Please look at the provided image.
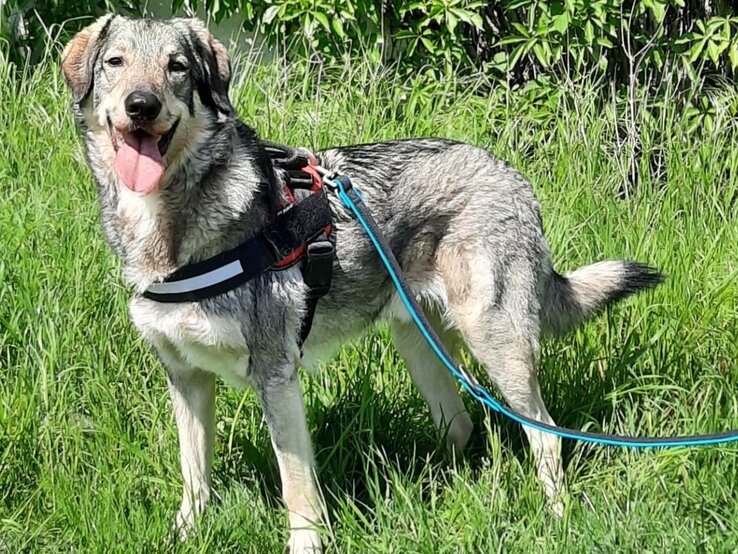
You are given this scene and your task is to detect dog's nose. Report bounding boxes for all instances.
[124,91,162,121]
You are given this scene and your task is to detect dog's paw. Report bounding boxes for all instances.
[546,489,570,520]
[549,498,565,519]
[173,509,196,542]
[288,529,322,554]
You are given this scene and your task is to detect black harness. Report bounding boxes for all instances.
[143,143,334,345]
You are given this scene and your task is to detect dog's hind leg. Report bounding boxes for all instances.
[460,310,564,514]
[157,343,216,538]
[439,249,565,515]
[390,317,473,455]
[253,363,323,554]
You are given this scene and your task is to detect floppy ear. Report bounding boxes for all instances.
[183,19,233,115]
[61,14,116,104]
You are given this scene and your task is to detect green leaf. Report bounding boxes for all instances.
[584,20,594,44]
[508,40,534,70]
[688,38,707,63]
[262,5,280,25]
[535,12,551,35]
[705,113,714,134]
[720,20,731,42]
[303,14,315,37]
[680,55,699,82]
[313,11,331,32]
[652,47,664,69]
[552,12,569,34]
[706,17,723,32]
[707,39,721,64]
[428,4,444,21]
[532,41,551,67]
[650,0,666,24]
[683,106,700,119]
[330,16,346,39]
[451,8,483,30]
[511,22,530,36]
[420,36,436,53]
[400,1,425,16]
[446,11,458,33]
[496,36,528,47]
[506,0,532,9]
[714,38,729,57]
[674,32,699,46]
[729,40,738,70]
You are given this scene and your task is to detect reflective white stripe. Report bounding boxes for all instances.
[147,259,244,295]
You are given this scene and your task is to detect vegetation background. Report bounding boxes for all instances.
[1,0,738,552]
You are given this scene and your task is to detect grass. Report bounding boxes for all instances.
[1,51,738,553]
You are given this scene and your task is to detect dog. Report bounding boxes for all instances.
[62,14,661,553]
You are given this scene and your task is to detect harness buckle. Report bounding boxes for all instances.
[302,238,334,297]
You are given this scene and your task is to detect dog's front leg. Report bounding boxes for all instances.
[166,366,216,538]
[255,365,323,553]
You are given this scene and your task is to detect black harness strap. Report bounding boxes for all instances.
[298,233,334,344]
[142,234,278,303]
[265,187,331,258]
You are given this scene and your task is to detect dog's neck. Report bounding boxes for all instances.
[88,119,278,294]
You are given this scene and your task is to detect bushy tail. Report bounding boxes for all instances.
[541,261,663,335]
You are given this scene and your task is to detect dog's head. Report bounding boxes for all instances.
[62,15,232,195]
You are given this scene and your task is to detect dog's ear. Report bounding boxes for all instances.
[61,14,116,104]
[183,19,233,116]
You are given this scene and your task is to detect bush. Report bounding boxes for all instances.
[6,0,738,92]
[1,0,142,66]
[4,0,737,191]
[179,0,738,89]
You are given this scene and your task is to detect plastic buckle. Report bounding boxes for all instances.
[302,239,334,297]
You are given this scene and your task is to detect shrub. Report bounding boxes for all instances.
[178,0,738,89]
[6,0,738,91]
[0,1,142,67]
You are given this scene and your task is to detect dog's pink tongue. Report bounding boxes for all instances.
[114,133,164,194]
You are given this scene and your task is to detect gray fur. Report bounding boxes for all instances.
[63,15,662,553]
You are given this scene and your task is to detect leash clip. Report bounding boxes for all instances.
[314,165,353,193]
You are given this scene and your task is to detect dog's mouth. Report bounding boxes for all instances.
[108,118,180,195]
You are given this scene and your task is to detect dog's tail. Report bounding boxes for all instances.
[541,261,663,335]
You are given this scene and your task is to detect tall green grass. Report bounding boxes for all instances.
[1,52,737,552]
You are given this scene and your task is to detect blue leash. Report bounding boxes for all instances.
[324,172,738,448]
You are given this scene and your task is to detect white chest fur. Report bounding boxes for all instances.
[129,298,251,386]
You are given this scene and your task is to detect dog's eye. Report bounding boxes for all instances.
[169,61,188,73]
[106,57,123,67]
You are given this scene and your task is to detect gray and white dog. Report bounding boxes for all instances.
[62,14,661,552]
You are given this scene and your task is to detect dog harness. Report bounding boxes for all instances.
[143,142,334,345]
